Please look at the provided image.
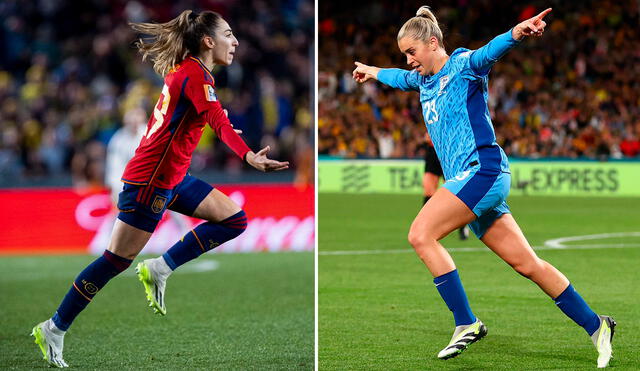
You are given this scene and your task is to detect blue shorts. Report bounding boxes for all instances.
[117,174,213,233]
[442,166,511,238]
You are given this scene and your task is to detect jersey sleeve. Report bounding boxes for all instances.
[184,72,220,115]
[468,29,521,76]
[377,68,421,91]
[202,104,251,159]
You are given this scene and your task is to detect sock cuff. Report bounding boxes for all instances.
[554,283,574,303]
[51,312,70,332]
[102,250,133,272]
[162,253,178,271]
[434,269,458,285]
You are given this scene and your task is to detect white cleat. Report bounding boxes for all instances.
[591,315,616,368]
[31,320,68,368]
[136,258,171,315]
[437,319,487,360]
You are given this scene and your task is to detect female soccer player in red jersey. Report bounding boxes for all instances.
[353,6,614,367]
[31,10,288,368]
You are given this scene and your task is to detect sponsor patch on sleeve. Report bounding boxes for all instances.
[204,84,217,102]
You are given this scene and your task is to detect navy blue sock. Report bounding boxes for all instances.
[434,269,476,326]
[51,250,132,331]
[162,210,247,270]
[554,284,600,335]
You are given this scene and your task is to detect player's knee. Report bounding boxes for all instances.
[408,228,434,250]
[512,258,544,279]
[219,210,247,238]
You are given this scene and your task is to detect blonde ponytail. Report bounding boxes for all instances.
[397,6,444,47]
[416,6,437,24]
[130,10,223,76]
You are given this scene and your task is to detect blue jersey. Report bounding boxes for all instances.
[378,30,520,180]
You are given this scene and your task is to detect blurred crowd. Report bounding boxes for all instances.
[318,0,640,160]
[0,0,314,188]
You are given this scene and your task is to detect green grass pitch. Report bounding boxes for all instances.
[319,194,640,370]
[0,252,313,370]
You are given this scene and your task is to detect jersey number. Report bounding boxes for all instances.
[423,99,439,125]
[145,84,171,138]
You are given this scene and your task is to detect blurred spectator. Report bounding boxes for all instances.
[0,0,314,187]
[105,106,145,202]
[318,0,640,160]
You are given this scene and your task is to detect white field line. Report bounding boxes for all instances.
[319,232,640,256]
[544,232,640,248]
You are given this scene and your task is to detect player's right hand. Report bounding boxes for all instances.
[353,62,378,83]
[245,146,289,172]
[512,8,551,40]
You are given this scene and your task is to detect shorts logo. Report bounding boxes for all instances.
[151,195,168,213]
[204,84,217,102]
[455,170,472,181]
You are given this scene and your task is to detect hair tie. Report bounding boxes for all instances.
[188,12,199,22]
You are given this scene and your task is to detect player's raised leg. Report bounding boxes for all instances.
[32,220,151,368]
[137,178,246,315]
[481,214,615,368]
[407,187,486,359]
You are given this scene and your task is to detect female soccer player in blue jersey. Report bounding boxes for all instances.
[31,10,288,368]
[353,6,615,368]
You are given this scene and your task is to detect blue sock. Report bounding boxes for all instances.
[51,250,132,331]
[162,210,247,270]
[434,269,476,326]
[554,284,600,335]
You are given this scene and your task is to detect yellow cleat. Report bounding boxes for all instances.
[136,260,167,315]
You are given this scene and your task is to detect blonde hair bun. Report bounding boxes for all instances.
[397,5,443,45]
[416,6,437,23]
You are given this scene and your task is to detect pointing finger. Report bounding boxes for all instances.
[536,8,552,21]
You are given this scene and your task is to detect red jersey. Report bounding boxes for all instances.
[122,56,251,189]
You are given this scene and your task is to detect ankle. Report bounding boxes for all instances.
[46,318,66,336]
[154,256,174,277]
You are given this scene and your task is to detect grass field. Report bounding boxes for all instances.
[319,194,640,370]
[0,252,313,370]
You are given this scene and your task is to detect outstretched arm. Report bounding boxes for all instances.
[353,62,420,91]
[470,8,552,75]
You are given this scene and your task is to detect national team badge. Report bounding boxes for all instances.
[204,84,217,102]
[439,75,449,95]
[151,195,168,213]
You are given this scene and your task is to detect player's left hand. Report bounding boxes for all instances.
[245,146,290,172]
[512,8,551,40]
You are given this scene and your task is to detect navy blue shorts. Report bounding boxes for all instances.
[117,174,213,233]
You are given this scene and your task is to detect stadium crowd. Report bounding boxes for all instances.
[0,0,314,188]
[318,0,640,160]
